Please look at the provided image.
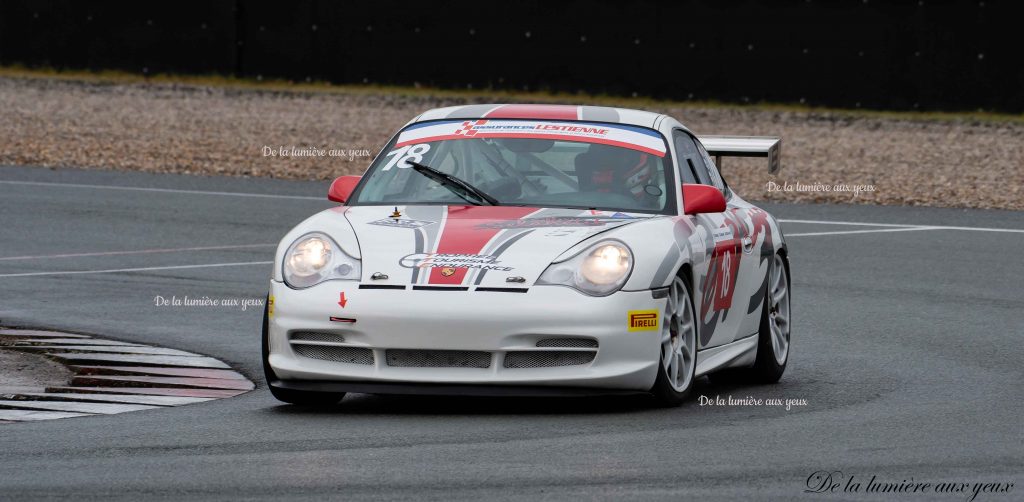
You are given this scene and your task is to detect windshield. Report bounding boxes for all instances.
[350,119,676,214]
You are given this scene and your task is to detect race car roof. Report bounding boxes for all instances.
[411,104,664,129]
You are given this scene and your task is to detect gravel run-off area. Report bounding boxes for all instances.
[1,76,1021,210]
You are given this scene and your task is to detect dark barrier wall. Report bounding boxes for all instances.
[1,0,1020,112]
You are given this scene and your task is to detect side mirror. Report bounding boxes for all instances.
[682,184,726,215]
[328,176,361,203]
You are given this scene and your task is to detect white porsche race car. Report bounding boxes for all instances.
[262,104,791,406]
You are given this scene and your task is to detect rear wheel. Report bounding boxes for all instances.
[650,275,698,406]
[752,253,791,382]
[716,253,790,384]
[262,296,345,406]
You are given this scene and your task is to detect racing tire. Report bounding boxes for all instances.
[714,253,790,384]
[262,296,346,406]
[650,275,698,407]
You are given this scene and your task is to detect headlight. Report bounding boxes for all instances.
[282,233,360,288]
[537,240,633,296]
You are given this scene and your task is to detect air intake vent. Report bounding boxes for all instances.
[504,351,596,368]
[385,349,491,368]
[535,338,598,348]
[290,331,346,343]
[293,345,374,365]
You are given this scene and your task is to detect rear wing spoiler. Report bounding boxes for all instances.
[696,135,782,174]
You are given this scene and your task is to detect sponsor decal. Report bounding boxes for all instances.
[268,295,274,318]
[400,253,513,271]
[448,120,609,138]
[477,216,622,230]
[394,119,667,157]
[368,217,435,229]
[628,310,660,332]
[337,291,348,308]
[711,227,734,242]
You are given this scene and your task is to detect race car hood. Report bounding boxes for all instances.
[342,205,651,288]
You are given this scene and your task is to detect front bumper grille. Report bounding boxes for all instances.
[385,349,491,369]
[535,337,598,348]
[286,333,600,372]
[290,331,346,343]
[504,350,597,368]
[292,344,374,365]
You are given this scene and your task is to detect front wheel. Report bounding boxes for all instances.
[262,296,345,406]
[649,275,698,407]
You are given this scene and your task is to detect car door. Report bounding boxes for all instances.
[694,139,771,340]
[673,130,752,349]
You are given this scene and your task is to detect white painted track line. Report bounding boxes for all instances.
[0,261,272,278]
[786,226,937,237]
[0,243,276,261]
[780,218,1024,234]
[3,180,1019,233]
[896,225,1024,234]
[0,180,323,200]
[779,218,922,228]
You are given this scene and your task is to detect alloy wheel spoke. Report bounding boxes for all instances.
[771,330,783,357]
[680,315,693,332]
[775,314,788,328]
[668,353,679,385]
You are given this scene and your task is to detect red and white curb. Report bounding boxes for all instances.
[0,328,253,423]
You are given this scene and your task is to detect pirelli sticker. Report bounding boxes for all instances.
[268,295,275,318]
[628,309,659,332]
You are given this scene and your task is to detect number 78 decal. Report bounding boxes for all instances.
[381,143,431,171]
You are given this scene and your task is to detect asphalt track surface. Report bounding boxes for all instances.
[1,165,1022,501]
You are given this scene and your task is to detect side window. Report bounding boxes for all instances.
[671,130,703,184]
[696,141,727,193]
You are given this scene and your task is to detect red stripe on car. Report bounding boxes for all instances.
[428,206,538,284]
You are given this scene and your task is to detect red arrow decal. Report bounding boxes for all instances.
[338,292,348,308]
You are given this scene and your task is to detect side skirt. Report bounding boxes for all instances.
[694,333,758,377]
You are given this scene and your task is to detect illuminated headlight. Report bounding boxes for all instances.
[282,233,360,288]
[537,240,633,296]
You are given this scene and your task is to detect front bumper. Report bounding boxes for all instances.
[267,281,667,392]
